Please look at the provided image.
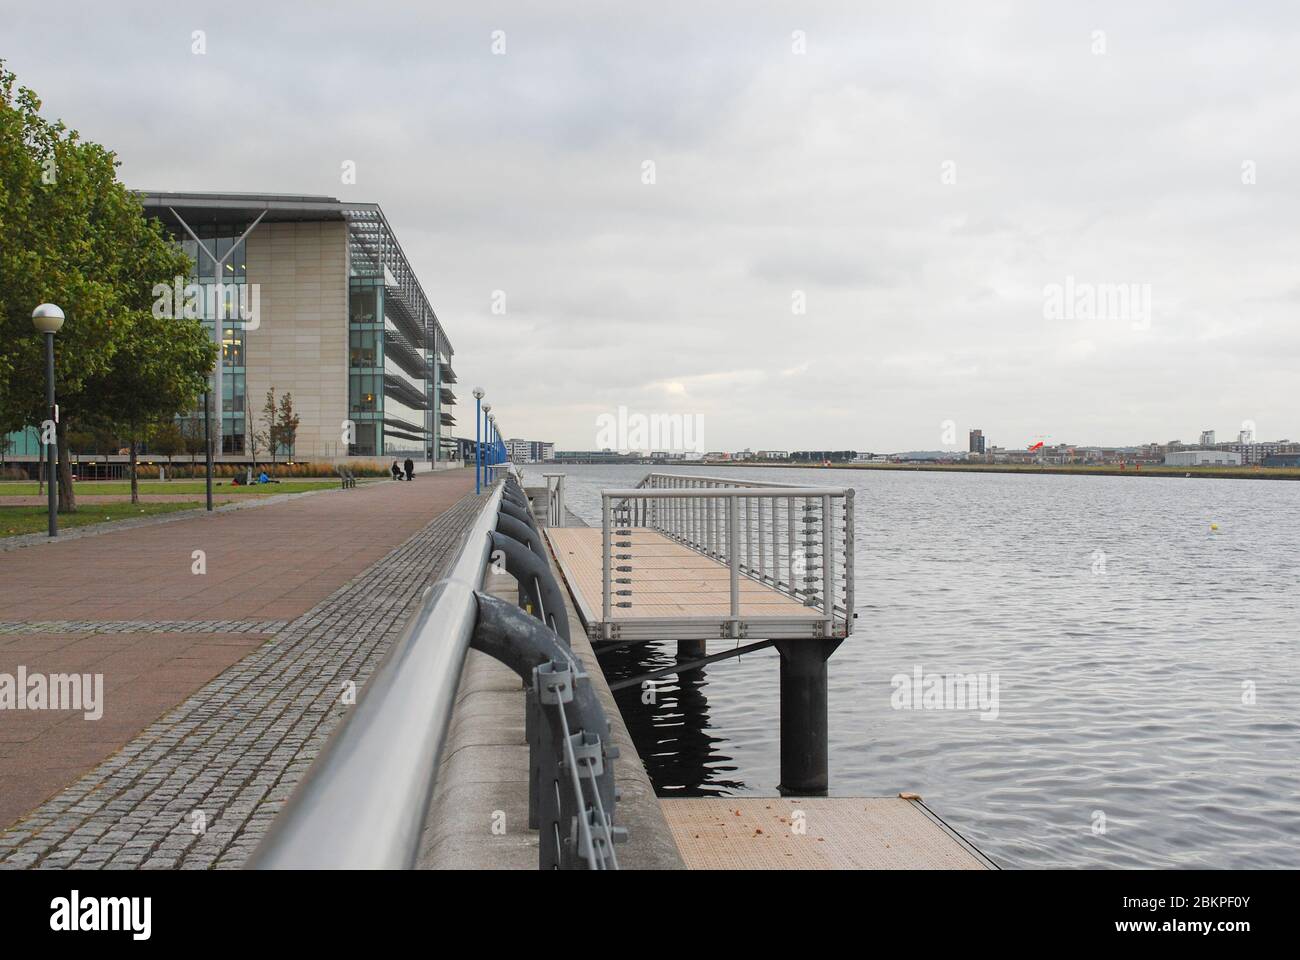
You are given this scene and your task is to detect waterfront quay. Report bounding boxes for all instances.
[1,463,988,870]
[0,469,475,867]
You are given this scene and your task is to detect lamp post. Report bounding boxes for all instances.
[31,304,65,538]
[472,388,484,494]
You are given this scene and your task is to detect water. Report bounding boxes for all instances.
[534,463,1300,869]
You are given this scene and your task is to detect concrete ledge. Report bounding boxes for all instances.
[419,520,684,869]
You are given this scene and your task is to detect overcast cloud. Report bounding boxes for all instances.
[4,0,1298,451]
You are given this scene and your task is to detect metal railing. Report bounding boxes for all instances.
[599,473,854,640]
[251,467,623,870]
[542,472,567,527]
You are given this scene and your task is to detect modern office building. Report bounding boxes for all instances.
[132,191,457,462]
[969,429,985,455]
[1199,429,1216,446]
[505,439,554,463]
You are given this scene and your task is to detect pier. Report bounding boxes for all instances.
[0,463,991,871]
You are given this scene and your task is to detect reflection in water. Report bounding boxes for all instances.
[597,641,745,796]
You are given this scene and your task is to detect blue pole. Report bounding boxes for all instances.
[475,396,481,495]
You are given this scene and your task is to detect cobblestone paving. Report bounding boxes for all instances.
[0,620,289,635]
[0,491,483,870]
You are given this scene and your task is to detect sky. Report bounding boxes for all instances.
[3,0,1299,452]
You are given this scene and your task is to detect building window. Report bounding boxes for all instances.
[350,329,379,367]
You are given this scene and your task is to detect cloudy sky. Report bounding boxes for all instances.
[4,1,1299,451]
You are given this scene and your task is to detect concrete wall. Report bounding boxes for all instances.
[244,221,349,461]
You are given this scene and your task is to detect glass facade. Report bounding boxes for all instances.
[348,279,385,456]
[175,224,250,455]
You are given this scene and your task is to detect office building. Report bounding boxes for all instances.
[134,191,457,462]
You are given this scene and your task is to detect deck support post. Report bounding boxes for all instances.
[776,638,841,796]
[677,638,707,659]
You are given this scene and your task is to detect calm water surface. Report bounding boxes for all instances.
[539,463,1300,869]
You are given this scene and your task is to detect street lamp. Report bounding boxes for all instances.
[31,304,64,538]
[472,388,485,494]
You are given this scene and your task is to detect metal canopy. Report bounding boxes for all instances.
[345,205,453,359]
[384,373,430,410]
[383,329,427,380]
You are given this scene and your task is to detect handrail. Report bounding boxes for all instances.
[251,464,622,869]
[542,472,567,527]
[635,472,809,489]
[600,481,855,641]
[250,482,505,869]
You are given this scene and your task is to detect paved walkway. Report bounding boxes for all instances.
[0,468,479,867]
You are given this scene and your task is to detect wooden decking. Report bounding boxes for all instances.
[661,797,995,870]
[545,528,826,639]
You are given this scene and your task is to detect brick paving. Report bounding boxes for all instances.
[0,469,482,868]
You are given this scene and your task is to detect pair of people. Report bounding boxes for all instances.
[390,458,416,481]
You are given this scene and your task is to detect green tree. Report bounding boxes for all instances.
[261,387,279,469]
[150,420,185,479]
[80,312,211,503]
[180,412,206,473]
[0,61,208,511]
[277,391,300,461]
[245,409,265,472]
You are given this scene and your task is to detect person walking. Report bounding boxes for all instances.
[403,457,415,481]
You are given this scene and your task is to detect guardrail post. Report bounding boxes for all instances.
[727,497,740,639]
[601,495,612,641]
[822,493,834,631]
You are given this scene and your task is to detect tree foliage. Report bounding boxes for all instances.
[0,61,215,509]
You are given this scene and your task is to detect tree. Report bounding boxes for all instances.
[261,387,279,469]
[245,409,266,473]
[151,421,185,479]
[79,311,210,503]
[277,392,300,462]
[0,61,206,511]
[179,413,206,473]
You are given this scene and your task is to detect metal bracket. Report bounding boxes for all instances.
[534,661,574,705]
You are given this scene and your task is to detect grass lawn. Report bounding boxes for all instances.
[0,501,202,538]
[0,479,347,497]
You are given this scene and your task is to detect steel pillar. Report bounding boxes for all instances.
[776,638,841,796]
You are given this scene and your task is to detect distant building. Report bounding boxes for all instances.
[757,450,789,460]
[969,429,985,455]
[505,438,554,463]
[1263,452,1300,467]
[1225,440,1295,465]
[1164,450,1242,466]
[1199,430,1216,446]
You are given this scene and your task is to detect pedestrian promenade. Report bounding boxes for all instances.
[0,468,477,867]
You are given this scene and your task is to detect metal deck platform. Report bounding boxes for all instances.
[661,797,995,870]
[546,527,830,641]
[541,473,854,643]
